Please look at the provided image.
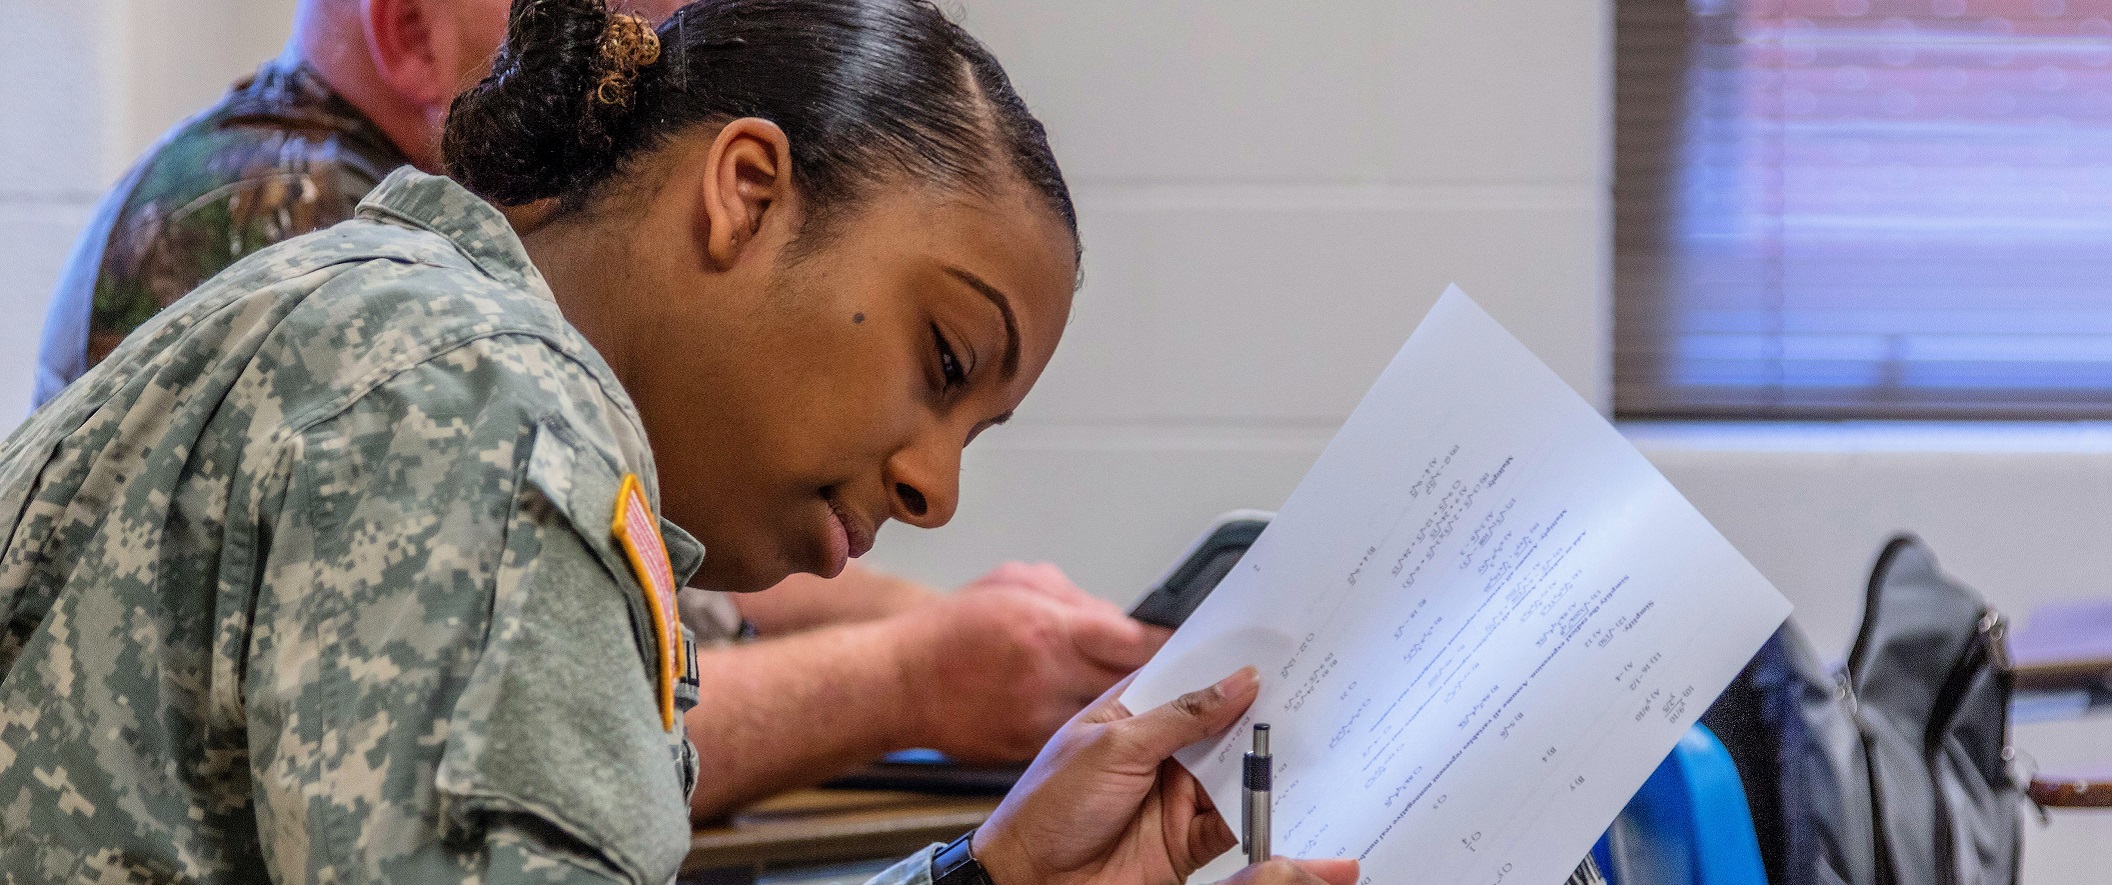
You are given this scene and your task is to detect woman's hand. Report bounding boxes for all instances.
[1223,859,1361,885]
[969,668,1360,885]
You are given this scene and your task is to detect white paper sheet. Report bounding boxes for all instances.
[1121,287,1791,885]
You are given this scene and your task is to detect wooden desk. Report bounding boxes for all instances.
[2011,598,2112,694]
[681,789,1001,884]
[2008,599,2112,810]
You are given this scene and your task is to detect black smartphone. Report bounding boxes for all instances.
[1128,510,1273,630]
[823,512,1277,795]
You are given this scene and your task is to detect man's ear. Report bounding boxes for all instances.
[698,118,797,270]
[363,0,450,111]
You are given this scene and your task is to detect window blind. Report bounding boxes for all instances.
[1616,0,2112,418]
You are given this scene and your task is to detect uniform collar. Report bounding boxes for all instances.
[356,168,553,299]
[357,170,700,568]
[661,521,706,586]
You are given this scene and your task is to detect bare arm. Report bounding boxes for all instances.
[731,560,939,636]
[684,617,914,818]
[685,563,1170,819]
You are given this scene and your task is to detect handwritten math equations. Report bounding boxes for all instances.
[1123,287,1791,885]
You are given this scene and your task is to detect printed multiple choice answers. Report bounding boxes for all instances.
[1122,287,1791,885]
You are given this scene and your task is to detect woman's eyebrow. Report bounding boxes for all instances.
[943,265,1020,380]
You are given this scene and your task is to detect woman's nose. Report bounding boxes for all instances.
[885,429,962,530]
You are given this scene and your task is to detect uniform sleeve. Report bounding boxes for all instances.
[33,157,143,408]
[87,168,366,367]
[241,346,692,885]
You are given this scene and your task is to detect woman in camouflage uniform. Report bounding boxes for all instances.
[0,1,1362,885]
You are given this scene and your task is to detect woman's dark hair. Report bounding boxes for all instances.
[443,0,1077,254]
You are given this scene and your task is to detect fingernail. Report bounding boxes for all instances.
[1215,666,1258,698]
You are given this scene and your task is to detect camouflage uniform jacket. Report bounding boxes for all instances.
[0,168,936,885]
[33,55,408,408]
[27,52,762,639]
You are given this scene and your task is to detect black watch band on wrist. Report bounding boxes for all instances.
[932,829,995,885]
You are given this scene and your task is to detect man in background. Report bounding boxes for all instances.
[32,0,1166,819]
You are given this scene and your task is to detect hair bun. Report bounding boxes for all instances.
[594,13,661,108]
[443,0,656,206]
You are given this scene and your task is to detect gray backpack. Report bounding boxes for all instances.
[1703,535,2019,885]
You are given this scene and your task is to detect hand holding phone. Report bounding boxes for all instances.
[1128,510,1273,630]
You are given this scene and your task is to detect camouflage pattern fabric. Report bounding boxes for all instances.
[0,169,942,885]
[34,56,408,407]
[26,47,750,653]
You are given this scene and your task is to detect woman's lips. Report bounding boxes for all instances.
[823,497,875,575]
[821,508,849,578]
[846,522,875,559]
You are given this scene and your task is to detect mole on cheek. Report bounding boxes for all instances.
[853,313,865,324]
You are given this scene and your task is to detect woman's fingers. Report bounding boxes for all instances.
[1075,671,1139,725]
[1100,667,1259,764]
[1156,757,1238,873]
[973,667,1270,885]
[1193,809,1239,864]
[1224,858,1362,885]
[1184,794,1238,865]
[1285,858,1360,885]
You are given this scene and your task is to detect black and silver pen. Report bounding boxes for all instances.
[1243,723,1272,865]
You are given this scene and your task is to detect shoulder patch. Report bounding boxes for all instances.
[612,473,684,731]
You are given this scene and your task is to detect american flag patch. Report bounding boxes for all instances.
[612,473,683,732]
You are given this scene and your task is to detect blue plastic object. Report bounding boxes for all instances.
[1589,724,1769,885]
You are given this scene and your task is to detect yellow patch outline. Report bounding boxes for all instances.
[612,473,679,732]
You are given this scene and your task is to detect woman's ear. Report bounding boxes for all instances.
[698,118,796,270]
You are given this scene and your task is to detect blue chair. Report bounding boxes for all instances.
[1589,724,1768,885]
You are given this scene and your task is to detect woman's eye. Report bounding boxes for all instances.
[933,324,968,389]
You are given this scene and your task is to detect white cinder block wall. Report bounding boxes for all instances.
[870,0,1613,601]
[1,0,2103,880]
[0,0,112,424]
[0,0,293,424]
[885,4,2107,880]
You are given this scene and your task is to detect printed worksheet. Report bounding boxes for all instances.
[1122,287,1791,885]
